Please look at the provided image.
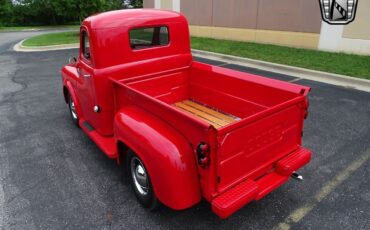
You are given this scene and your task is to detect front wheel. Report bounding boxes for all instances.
[68,93,79,127]
[127,150,159,210]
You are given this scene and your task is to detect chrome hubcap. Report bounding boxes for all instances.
[70,100,78,120]
[131,157,149,196]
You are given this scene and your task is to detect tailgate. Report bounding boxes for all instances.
[217,102,304,191]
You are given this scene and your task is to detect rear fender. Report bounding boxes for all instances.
[114,106,201,210]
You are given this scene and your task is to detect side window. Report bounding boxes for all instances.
[82,31,91,60]
[129,26,169,50]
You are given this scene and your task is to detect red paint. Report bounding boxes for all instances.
[61,9,312,218]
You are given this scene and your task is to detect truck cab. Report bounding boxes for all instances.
[61,9,312,218]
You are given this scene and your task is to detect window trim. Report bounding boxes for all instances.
[80,28,93,66]
[128,25,170,51]
[81,30,91,60]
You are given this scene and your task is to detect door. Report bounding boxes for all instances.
[75,29,97,127]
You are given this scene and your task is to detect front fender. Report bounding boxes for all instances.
[114,106,201,210]
[62,66,82,118]
[63,80,83,118]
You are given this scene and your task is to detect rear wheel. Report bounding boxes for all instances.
[127,150,159,210]
[68,93,79,127]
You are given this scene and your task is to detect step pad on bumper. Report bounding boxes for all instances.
[212,179,258,219]
[211,147,311,219]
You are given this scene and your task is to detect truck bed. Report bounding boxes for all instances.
[113,61,310,199]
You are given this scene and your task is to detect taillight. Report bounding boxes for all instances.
[304,99,309,119]
[197,142,210,168]
[300,100,310,119]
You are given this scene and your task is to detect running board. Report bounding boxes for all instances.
[83,121,95,131]
[79,119,117,159]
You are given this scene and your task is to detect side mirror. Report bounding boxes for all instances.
[68,57,77,64]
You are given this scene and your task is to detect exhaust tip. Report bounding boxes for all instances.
[291,172,303,181]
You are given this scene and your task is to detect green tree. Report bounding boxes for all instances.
[2,0,138,26]
[131,0,143,8]
[0,0,12,26]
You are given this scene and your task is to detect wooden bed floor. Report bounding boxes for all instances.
[173,100,239,129]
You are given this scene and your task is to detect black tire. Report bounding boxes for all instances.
[68,93,79,127]
[127,150,159,210]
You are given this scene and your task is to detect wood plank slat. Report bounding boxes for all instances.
[175,102,229,126]
[182,100,238,123]
[173,100,239,129]
[174,106,222,128]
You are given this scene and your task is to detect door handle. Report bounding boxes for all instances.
[83,74,91,78]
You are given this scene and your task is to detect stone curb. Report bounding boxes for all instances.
[192,49,370,93]
[13,40,79,52]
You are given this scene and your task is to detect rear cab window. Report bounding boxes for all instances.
[129,26,169,50]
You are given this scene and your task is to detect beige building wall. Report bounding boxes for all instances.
[143,0,154,8]
[342,0,370,40]
[160,0,173,10]
[181,0,213,26]
[256,0,321,33]
[211,0,259,29]
[179,0,322,33]
[319,0,370,55]
[145,0,321,49]
[144,0,370,54]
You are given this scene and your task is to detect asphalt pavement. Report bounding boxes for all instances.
[0,31,369,230]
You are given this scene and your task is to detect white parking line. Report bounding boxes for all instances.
[288,78,302,83]
[0,182,4,229]
[0,146,6,229]
[275,148,370,230]
[217,63,230,67]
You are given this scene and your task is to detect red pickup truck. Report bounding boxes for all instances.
[61,9,311,218]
